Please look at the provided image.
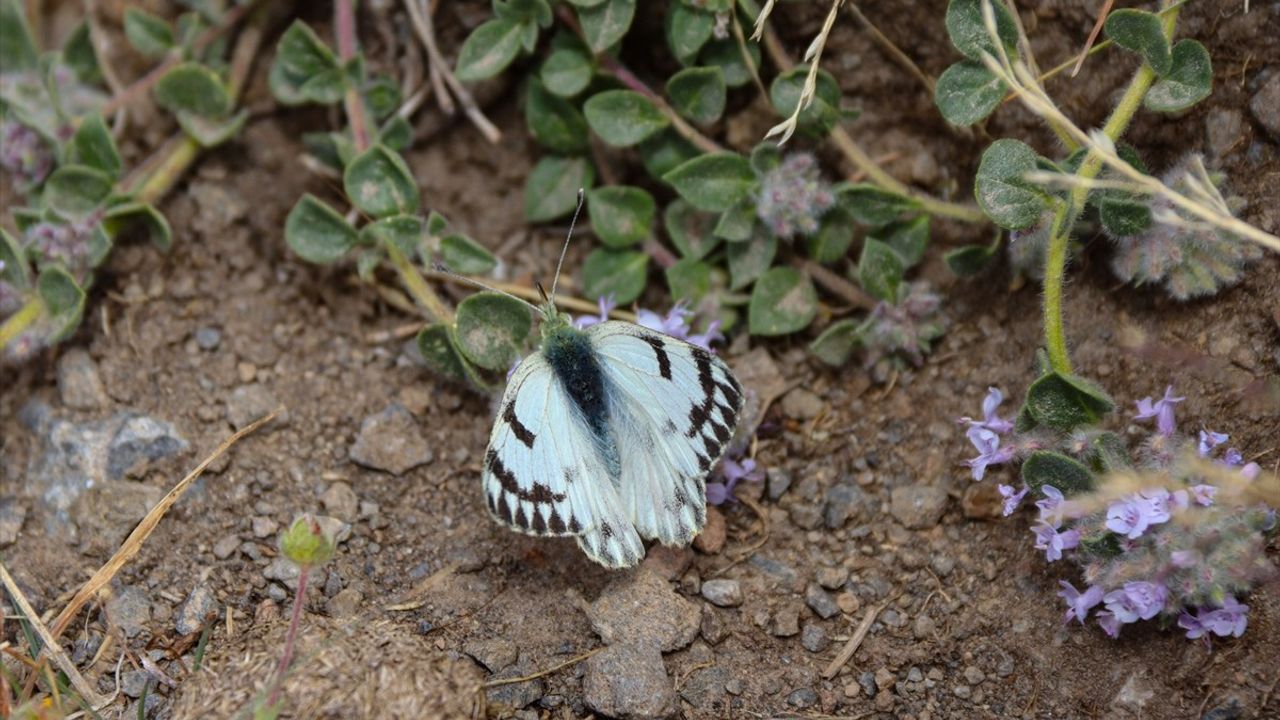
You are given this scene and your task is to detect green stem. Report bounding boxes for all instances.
[0,296,42,350]
[830,128,988,223]
[1040,3,1180,375]
[386,241,453,324]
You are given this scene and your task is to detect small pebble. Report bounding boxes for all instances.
[700,579,743,607]
[770,605,801,637]
[251,516,279,539]
[212,534,240,560]
[805,583,840,619]
[195,327,222,350]
[786,687,818,708]
[816,566,849,590]
[800,623,830,653]
[964,666,986,685]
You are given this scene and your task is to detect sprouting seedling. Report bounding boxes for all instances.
[261,514,336,713]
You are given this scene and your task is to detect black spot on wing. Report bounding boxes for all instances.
[549,507,567,534]
[496,494,514,524]
[486,449,566,504]
[514,503,529,529]
[531,507,547,533]
[641,334,673,380]
[569,515,582,533]
[502,402,536,449]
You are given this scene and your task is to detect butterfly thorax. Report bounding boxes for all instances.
[540,322,621,478]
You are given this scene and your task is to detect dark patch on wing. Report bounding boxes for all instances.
[544,327,612,447]
[502,402,536,449]
[600,521,614,538]
[531,507,547,533]
[641,334,673,380]
[569,515,582,533]
[514,503,529,529]
[496,494,514,524]
[486,449,566,504]
[549,507,567,534]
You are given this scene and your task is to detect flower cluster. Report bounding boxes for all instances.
[0,120,53,190]
[707,452,764,505]
[575,296,724,351]
[857,281,947,369]
[754,153,835,238]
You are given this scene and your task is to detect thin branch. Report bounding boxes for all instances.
[797,259,876,311]
[765,0,844,144]
[335,0,372,151]
[403,0,501,142]
[1070,0,1115,77]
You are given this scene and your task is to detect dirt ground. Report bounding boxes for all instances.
[3,1,1280,719]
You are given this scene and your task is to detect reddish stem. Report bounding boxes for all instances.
[268,565,309,708]
[335,0,371,151]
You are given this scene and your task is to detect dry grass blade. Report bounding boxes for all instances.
[765,0,845,145]
[1070,0,1115,77]
[48,410,279,642]
[480,647,602,688]
[822,597,894,679]
[0,563,108,707]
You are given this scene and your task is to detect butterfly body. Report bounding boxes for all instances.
[483,306,743,568]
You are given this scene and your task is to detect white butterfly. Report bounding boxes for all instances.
[476,200,743,568]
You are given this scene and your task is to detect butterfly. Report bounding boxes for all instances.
[477,199,744,568]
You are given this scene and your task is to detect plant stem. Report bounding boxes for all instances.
[0,296,42,350]
[335,0,372,151]
[386,241,454,324]
[268,565,308,709]
[1039,3,1180,375]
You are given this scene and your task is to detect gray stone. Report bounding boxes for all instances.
[314,515,352,544]
[824,483,870,529]
[770,604,801,637]
[765,467,792,500]
[786,687,818,708]
[588,569,701,652]
[70,481,164,555]
[485,654,545,712]
[805,583,840,619]
[816,566,848,590]
[263,557,326,593]
[584,641,676,720]
[1205,108,1246,158]
[194,326,222,351]
[913,613,936,639]
[107,415,188,479]
[175,584,218,636]
[464,637,519,673]
[349,404,433,475]
[326,587,363,618]
[106,585,151,638]
[678,664,729,708]
[57,349,107,409]
[226,384,283,430]
[963,665,985,685]
[321,481,359,522]
[889,485,948,529]
[0,499,26,546]
[700,604,728,644]
[251,516,279,538]
[1250,71,1280,139]
[788,503,823,530]
[801,623,830,653]
[212,535,239,560]
[121,669,150,698]
[700,579,743,608]
[859,671,878,698]
[749,555,798,586]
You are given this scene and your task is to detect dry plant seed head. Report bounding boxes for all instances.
[764,0,845,144]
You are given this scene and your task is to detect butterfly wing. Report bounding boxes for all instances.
[482,352,644,568]
[587,321,744,547]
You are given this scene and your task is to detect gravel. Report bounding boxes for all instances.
[700,579,743,608]
[349,404,433,475]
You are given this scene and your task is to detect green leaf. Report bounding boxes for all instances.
[974,138,1047,229]
[343,144,419,218]
[270,21,343,105]
[749,142,782,175]
[526,78,589,154]
[934,60,1006,125]
[836,183,920,227]
[873,216,930,268]
[1099,195,1152,237]
[944,241,998,276]
[666,3,714,64]
[699,39,761,89]
[578,0,636,53]
[70,114,122,178]
[454,292,533,371]
[124,7,175,58]
[379,116,412,151]
[1103,9,1171,76]
[583,90,669,147]
[540,48,594,97]
[713,198,755,242]
[495,0,553,27]
[666,66,726,126]
[1021,451,1096,496]
[417,323,469,381]
[748,267,816,336]
[664,199,720,259]
[587,185,655,248]
[807,207,855,264]
[1023,371,1115,433]
[639,130,699,181]
[727,229,776,290]
[285,194,358,263]
[102,202,172,252]
[1145,40,1212,112]
[62,21,102,84]
[440,234,497,275]
[425,210,449,237]
[455,18,524,82]
[525,155,595,222]
[37,266,85,340]
[43,165,114,216]
[154,63,231,117]
[582,247,648,304]
[0,0,39,73]
[809,318,860,366]
[363,75,401,120]
[663,153,755,212]
[770,66,842,136]
[857,238,904,302]
[176,108,248,148]
[358,215,424,255]
[666,258,711,302]
[1,227,31,286]
[945,0,1019,61]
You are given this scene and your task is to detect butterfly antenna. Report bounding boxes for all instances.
[548,188,586,305]
[432,263,541,314]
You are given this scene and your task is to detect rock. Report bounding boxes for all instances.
[314,515,352,544]
[485,654,546,712]
[70,481,163,555]
[588,569,701,652]
[57,349,108,409]
[121,669,150,698]
[106,585,152,638]
[836,592,861,615]
[805,583,840,619]
[786,688,818,708]
[801,623,830,653]
[263,557,325,593]
[194,326,222,351]
[700,604,728,644]
[913,614,936,639]
[108,415,188,479]
[583,641,676,720]
[816,566,849,590]
[226,384,282,430]
[874,668,895,691]
[251,517,279,538]
[254,599,280,625]
[780,388,824,420]
[212,535,239,560]
[1250,71,1280,139]
[349,404,433,475]
[692,506,726,554]
[859,671,878,698]
[770,604,801,637]
[0,499,26,546]
[641,545,692,581]
[765,467,792,500]
[678,665,729,708]
[320,482,359,522]
[823,483,870,529]
[889,486,948,529]
[700,579,743,608]
[788,503,823,530]
[1112,673,1155,711]
[464,637,519,673]
[1205,108,1246,159]
[963,665,985,685]
[175,584,218,636]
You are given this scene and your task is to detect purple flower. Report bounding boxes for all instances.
[1058,581,1103,625]
[1097,610,1122,639]
[1180,597,1249,639]
[1032,522,1079,562]
[706,456,763,505]
[1105,490,1171,539]
[1035,485,1067,526]
[1241,462,1261,481]
[1141,488,1172,523]
[1198,429,1228,457]
[574,295,616,329]
[964,426,1015,481]
[1103,581,1168,623]
[1189,484,1216,506]
[636,302,722,351]
[998,484,1028,516]
[1223,448,1243,466]
[1177,612,1206,640]
[1134,386,1184,437]
[959,386,1014,434]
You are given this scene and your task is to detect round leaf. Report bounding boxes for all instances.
[358,215,424,255]
[526,79,589,154]
[807,206,855,264]
[666,3,714,64]
[665,258,711,302]
[582,248,648,304]
[856,238,904,302]
[713,198,755,242]
[0,0,39,72]
[154,63,230,118]
[540,48,593,97]
[102,202,172,252]
[663,153,755,212]
[748,267,816,336]
[578,0,636,53]
[37,265,86,341]
[973,138,1047,230]
[836,183,920,227]
[417,323,469,381]
[440,234,497,275]
[944,242,998,276]
[343,144,420,218]
[587,186,655,248]
[1024,371,1115,433]
[454,292,533,371]
[285,194,358,263]
[945,0,1019,61]
[770,66,841,136]
[1021,451,1096,496]
[666,66,726,126]
[70,114,122,178]
[123,7,174,58]
[525,155,596,222]
[699,39,761,89]
[1103,9,1171,76]
[583,90,669,147]
[664,199,720,260]
[43,165,113,216]
[809,318,860,366]
[726,229,776,290]
[873,216,930,269]
[639,130,699,182]
[1145,40,1212,113]
[934,60,1006,126]
[455,18,524,82]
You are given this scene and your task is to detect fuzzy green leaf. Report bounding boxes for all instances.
[663,153,755,212]
[102,202,172,252]
[1099,196,1152,237]
[584,89,669,147]
[1023,371,1116,433]
[873,216,930,268]
[713,198,755,242]
[639,131,699,182]
[495,0,553,27]
[770,65,841,136]
[37,265,86,341]
[417,324,469,381]
[587,185,655,248]
[1145,40,1212,112]
[1021,451,1096,496]
[582,247,648,304]
[455,18,525,82]
[664,199,720,259]
[578,0,636,53]
[666,258,711,302]
[454,292,533,371]
[124,7,175,58]
[1,228,30,287]
[43,165,113,216]
[666,3,714,65]
[857,238,904,302]
[944,241,998,276]
[1104,9,1171,76]
[807,206,855,264]
[666,66,726,126]
[343,145,419,218]
[62,21,102,84]
[727,229,776,290]
[0,0,39,72]
[526,78,589,154]
[270,21,343,105]
[945,0,1019,61]
[749,267,816,336]
[154,63,231,117]
[540,48,593,97]
[176,108,249,148]
[837,183,920,227]
[285,194,358,263]
[70,114,122,178]
[699,39,761,89]
[359,215,423,255]
[934,60,1006,126]
[441,234,497,275]
[749,142,782,175]
[809,318,860,366]
[974,138,1047,229]
[363,75,401,120]
[525,155,595,222]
